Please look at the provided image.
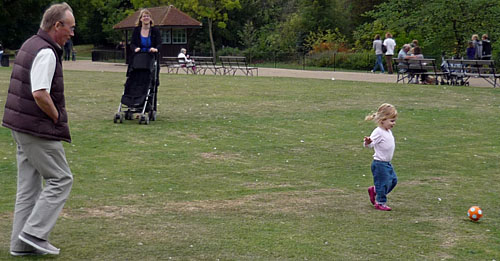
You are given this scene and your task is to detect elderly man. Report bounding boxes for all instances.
[2,2,75,256]
[398,44,411,60]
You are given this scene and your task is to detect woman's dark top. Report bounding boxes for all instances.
[130,26,161,53]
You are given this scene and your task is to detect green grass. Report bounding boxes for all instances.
[0,66,499,260]
[251,62,363,72]
[73,44,94,60]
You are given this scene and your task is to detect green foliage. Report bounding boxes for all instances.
[305,51,373,70]
[304,28,348,53]
[76,0,133,45]
[0,0,52,48]
[216,46,243,57]
[363,0,500,57]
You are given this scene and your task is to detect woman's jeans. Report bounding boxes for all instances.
[371,160,397,204]
[372,54,385,73]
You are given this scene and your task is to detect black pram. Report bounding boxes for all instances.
[114,52,159,124]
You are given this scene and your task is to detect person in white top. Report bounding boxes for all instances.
[177,48,196,73]
[363,103,398,211]
[383,32,396,74]
[371,34,385,73]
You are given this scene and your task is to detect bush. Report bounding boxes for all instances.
[306,51,374,70]
[216,47,243,58]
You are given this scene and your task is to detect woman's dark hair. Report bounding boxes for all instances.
[413,46,422,55]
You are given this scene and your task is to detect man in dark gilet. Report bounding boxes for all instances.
[2,2,75,256]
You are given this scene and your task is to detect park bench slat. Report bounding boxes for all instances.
[219,56,258,76]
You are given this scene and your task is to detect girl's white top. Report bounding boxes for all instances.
[364,127,395,162]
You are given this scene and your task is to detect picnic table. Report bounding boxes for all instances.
[393,58,445,85]
[444,59,499,88]
[191,56,221,75]
[161,56,196,74]
[219,56,258,76]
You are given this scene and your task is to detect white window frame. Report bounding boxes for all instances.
[172,28,187,44]
[161,29,171,44]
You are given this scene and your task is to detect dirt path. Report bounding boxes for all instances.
[62,60,493,87]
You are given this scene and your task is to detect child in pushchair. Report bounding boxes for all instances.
[114,52,159,124]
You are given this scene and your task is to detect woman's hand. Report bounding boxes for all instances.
[149,48,158,53]
[135,48,140,53]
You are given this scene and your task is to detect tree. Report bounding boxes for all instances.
[86,0,134,45]
[362,0,500,57]
[174,0,241,59]
[0,0,52,49]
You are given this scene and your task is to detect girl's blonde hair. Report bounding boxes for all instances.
[365,103,397,123]
[136,9,154,27]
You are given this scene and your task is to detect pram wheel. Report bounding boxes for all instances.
[149,111,157,121]
[113,113,122,123]
[139,115,149,125]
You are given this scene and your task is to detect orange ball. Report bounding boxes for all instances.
[467,206,483,221]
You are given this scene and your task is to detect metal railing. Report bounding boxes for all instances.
[91,49,125,63]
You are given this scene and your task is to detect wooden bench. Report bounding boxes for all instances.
[191,56,222,75]
[219,56,258,76]
[161,56,196,74]
[393,58,445,85]
[444,59,499,88]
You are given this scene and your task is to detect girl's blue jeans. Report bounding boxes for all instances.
[372,54,385,73]
[371,160,397,204]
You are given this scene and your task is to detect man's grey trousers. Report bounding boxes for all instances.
[10,130,73,252]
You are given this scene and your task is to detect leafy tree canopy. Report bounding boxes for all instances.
[360,0,500,57]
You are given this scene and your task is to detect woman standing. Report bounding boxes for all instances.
[371,34,385,73]
[130,9,161,54]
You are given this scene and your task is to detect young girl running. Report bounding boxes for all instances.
[363,103,398,211]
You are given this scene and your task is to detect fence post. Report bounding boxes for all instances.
[303,52,306,70]
[333,52,336,72]
[274,51,276,68]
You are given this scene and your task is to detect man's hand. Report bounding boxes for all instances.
[32,90,58,124]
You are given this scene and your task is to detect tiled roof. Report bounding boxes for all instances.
[113,5,202,29]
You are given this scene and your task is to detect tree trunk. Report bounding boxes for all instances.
[208,18,216,61]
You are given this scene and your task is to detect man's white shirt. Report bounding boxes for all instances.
[31,48,56,93]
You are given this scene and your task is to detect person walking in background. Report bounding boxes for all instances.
[466,41,476,60]
[471,34,482,60]
[371,34,385,73]
[364,103,398,211]
[2,2,75,256]
[63,39,72,61]
[383,32,396,74]
[0,43,4,65]
[481,34,492,60]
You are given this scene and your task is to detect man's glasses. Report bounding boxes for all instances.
[59,21,75,32]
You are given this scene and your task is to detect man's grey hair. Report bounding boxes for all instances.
[403,44,411,50]
[40,2,73,31]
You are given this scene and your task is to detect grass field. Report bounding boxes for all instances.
[0,66,499,260]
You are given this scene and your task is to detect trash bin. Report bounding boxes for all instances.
[1,54,9,67]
